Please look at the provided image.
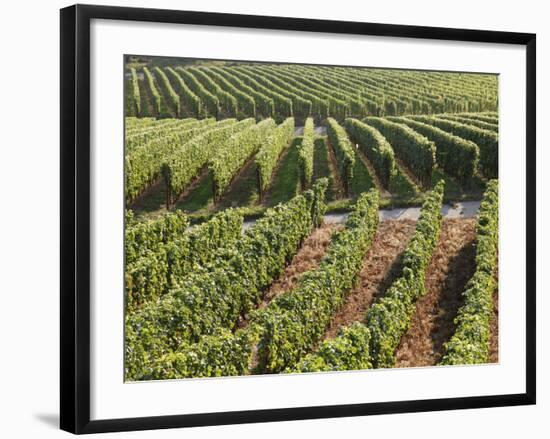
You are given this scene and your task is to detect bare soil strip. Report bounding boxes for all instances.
[260,224,339,307]
[323,219,417,340]
[395,218,477,368]
[488,265,499,363]
[324,138,346,198]
[394,157,422,191]
[355,148,391,198]
[236,224,338,330]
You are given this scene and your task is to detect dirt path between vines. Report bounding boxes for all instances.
[259,223,339,307]
[323,219,417,340]
[236,224,339,330]
[394,218,477,368]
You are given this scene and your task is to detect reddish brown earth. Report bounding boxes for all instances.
[260,223,339,307]
[395,218,477,368]
[323,219,417,340]
[236,223,340,330]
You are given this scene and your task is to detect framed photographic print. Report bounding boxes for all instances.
[60,4,536,434]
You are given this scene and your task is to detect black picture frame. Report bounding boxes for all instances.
[60,4,536,434]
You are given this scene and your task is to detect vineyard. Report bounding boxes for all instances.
[124,58,499,381]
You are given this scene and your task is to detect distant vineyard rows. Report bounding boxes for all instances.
[126,64,498,122]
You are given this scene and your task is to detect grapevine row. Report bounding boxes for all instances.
[363,117,436,188]
[125,180,328,380]
[292,183,444,372]
[366,181,444,367]
[389,117,480,185]
[175,67,219,117]
[142,67,162,117]
[325,117,356,195]
[162,119,254,205]
[209,118,277,200]
[344,118,395,188]
[143,184,375,379]
[252,189,379,373]
[255,117,295,198]
[408,115,498,178]
[440,180,498,365]
[125,118,218,202]
[165,67,202,118]
[125,209,243,312]
[298,118,315,188]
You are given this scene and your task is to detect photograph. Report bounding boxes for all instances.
[123,56,500,382]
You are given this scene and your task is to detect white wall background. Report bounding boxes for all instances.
[0,0,546,437]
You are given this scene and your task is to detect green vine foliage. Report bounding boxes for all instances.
[200,66,257,119]
[256,65,329,119]
[237,66,312,121]
[366,181,445,368]
[255,118,295,196]
[125,209,243,312]
[438,114,498,133]
[153,67,181,117]
[230,68,293,122]
[127,65,497,122]
[175,67,220,117]
[250,189,379,373]
[390,116,480,186]
[344,118,396,188]
[325,117,356,195]
[125,180,328,380]
[125,119,198,153]
[212,66,276,119]
[452,112,498,125]
[440,180,498,365]
[209,118,277,200]
[144,329,258,380]
[409,115,498,179]
[297,118,315,188]
[164,67,202,117]
[162,119,254,203]
[187,67,238,117]
[274,65,349,121]
[142,66,162,117]
[129,67,141,116]
[290,322,373,373]
[125,118,218,203]
[363,117,436,189]
[125,210,189,266]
